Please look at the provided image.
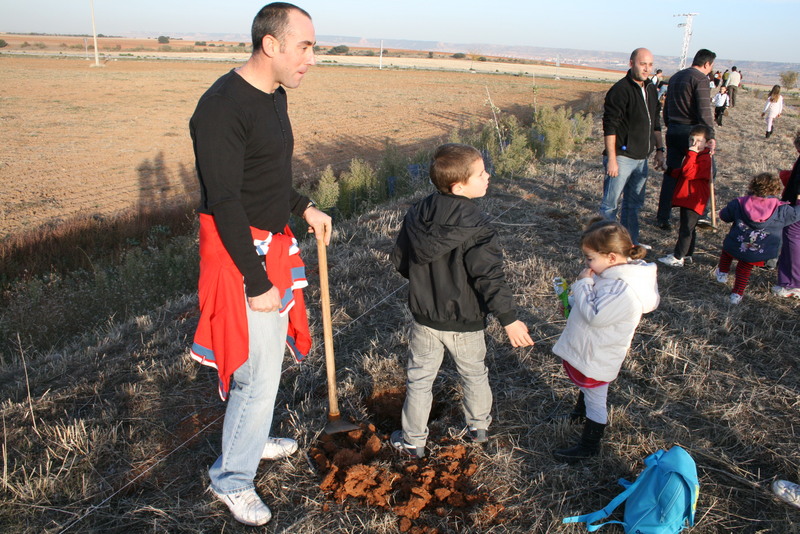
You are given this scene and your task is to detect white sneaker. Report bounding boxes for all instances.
[772,285,800,299]
[210,487,272,526]
[658,254,684,267]
[714,268,728,284]
[773,480,800,509]
[729,293,743,305]
[261,437,298,460]
[636,242,652,251]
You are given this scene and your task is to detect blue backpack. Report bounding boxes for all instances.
[563,446,699,534]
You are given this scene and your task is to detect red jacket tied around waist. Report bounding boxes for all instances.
[191,213,312,400]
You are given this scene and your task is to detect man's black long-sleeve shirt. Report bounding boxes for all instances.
[191,70,309,297]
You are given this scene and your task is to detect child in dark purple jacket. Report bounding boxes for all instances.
[715,173,800,304]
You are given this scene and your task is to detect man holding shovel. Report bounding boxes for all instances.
[189,3,331,526]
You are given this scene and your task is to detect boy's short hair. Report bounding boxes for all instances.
[689,124,710,139]
[429,143,483,194]
[748,172,784,197]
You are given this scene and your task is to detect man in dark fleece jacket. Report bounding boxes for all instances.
[600,47,665,248]
[389,143,533,459]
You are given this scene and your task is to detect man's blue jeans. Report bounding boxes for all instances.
[401,322,491,447]
[600,155,648,244]
[209,305,288,495]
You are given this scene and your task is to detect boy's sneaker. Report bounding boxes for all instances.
[261,437,298,460]
[696,216,713,228]
[729,293,743,305]
[714,268,729,284]
[390,430,425,458]
[636,242,652,251]
[464,426,489,443]
[773,480,800,509]
[772,285,800,299]
[683,256,693,264]
[210,487,272,526]
[658,254,684,267]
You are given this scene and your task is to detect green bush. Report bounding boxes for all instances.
[157,36,170,44]
[313,165,340,211]
[779,71,798,90]
[0,40,9,48]
[327,45,349,55]
[531,106,575,159]
[452,53,466,59]
[338,158,381,218]
[194,41,207,46]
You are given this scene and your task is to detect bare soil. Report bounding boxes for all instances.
[0,54,604,237]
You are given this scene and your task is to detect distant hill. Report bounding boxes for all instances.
[132,31,800,85]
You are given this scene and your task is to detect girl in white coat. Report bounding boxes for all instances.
[762,85,783,139]
[552,218,660,463]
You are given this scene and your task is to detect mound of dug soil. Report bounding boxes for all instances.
[310,423,505,532]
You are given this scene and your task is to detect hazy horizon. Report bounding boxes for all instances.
[2,1,799,65]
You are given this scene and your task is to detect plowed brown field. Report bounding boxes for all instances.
[0,55,607,236]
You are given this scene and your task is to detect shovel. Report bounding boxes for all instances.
[316,239,360,434]
[710,155,717,229]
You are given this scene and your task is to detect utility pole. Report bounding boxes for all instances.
[674,13,698,70]
[89,0,104,67]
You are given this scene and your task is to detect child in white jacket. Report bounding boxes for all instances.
[552,218,660,463]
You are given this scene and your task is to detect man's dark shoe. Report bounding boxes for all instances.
[656,220,672,231]
[696,217,713,228]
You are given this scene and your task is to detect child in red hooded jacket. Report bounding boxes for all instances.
[659,125,713,267]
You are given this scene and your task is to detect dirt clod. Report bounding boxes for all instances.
[310,423,502,529]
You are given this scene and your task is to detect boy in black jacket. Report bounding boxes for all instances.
[390,143,533,458]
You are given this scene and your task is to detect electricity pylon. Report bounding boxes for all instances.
[674,13,698,70]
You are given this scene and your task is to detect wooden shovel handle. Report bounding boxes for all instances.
[317,238,341,418]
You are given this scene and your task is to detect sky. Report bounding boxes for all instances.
[1,0,799,64]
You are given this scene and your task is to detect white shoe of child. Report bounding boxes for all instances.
[729,293,743,305]
[658,254,684,267]
[714,268,728,284]
[772,285,800,299]
[773,480,800,509]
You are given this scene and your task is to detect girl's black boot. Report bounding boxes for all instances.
[552,419,606,464]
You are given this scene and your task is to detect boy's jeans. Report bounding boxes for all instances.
[401,321,492,447]
[209,306,288,495]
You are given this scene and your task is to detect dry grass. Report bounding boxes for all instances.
[1,88,799,533]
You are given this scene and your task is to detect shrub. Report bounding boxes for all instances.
[327,45,349,55]
[452,53,466,59]
[194,41,207,46]
[779,71,798,90]
[0,40,8,48]
[313,165,340,211]
[157,36,170,44]
[531,106,578,159]
[338,159,381,218]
